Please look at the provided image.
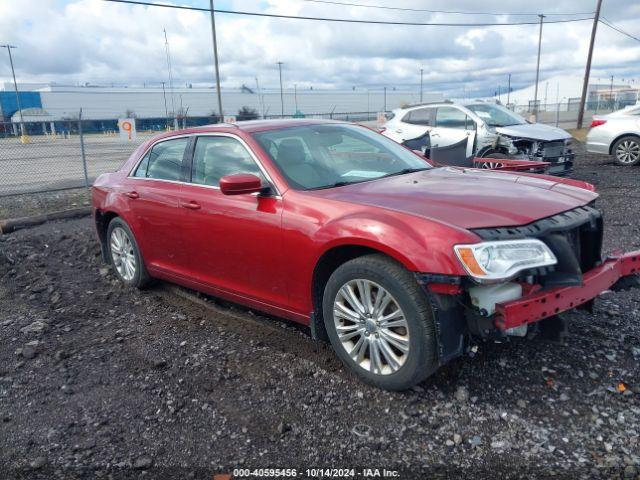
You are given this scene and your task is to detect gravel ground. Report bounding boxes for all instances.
[0,143,639,480]
[0,187,91,220]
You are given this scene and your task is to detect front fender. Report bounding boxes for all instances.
[312,210,478,276]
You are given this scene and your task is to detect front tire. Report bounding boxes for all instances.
[612,135,640,166]
[106,217,151,289]
[479,151,508,169]
[322,254,437,391]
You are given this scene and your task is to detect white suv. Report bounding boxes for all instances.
[381,101,575,176]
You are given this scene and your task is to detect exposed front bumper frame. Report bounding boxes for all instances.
[495,250,640,330]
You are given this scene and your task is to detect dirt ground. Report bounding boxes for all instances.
[0,142,639,479]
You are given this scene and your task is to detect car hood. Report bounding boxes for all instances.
[311,167,598,230]
[495,123,572,141]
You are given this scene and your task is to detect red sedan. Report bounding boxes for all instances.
[92,119,639,390]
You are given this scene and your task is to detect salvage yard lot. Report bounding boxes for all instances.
[0,143,639,479]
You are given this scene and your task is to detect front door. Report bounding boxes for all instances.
[179,134,288,308]
[430,106,476,157]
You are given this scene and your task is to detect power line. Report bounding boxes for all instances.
[600,16,640,43]
[300,0,594,17]
[102,0,593,26]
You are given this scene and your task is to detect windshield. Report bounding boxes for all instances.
[252,124,430,190]
[465,103,527,127]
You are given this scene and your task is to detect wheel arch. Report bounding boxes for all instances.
[309,242,413,342]
[94,209,120,261]
[609,132,640,155]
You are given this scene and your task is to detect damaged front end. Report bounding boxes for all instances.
[480,132,575,176]
[416,205,640,367]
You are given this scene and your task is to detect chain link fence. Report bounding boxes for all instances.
[0,110,386,197]
[0,102,634,197]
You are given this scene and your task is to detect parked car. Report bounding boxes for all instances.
[586,104,640,166]
[92,119,639,390]
[381,101,575,175]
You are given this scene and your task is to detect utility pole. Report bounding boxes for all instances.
[532,14,545,120]
[577,0,603,129]
[1,44,26,142]
[161,81,169,130]
[420,68,423,103]
[609,75,614,109]
[277,61,284,117]
[383,87,387,112]
[163,29,175,119]
[507,73,511,106]
[209,0,223,120]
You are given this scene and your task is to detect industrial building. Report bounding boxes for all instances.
[0,82,442,125]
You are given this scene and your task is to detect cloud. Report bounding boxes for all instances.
[0,0,639,97]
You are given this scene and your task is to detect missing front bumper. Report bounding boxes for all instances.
[494,250,640,330]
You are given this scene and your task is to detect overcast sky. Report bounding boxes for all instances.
[1,0,639,96]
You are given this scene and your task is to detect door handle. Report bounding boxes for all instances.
[182,201,201,210]
[125,191,139,199]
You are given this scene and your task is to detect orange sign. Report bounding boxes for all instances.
[118,118,137,141]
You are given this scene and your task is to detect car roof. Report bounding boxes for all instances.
[396,101,498,112]
[155,118,348,140]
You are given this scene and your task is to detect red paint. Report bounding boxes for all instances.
[495,251,640,329]
[91,120,608,326]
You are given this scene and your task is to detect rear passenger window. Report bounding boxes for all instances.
[404,108,432,126]
[134,138,188,180]
[191,136,264,187]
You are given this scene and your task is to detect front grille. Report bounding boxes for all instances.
[472,206,603,286]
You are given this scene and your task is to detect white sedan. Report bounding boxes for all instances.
[586,104,640,166]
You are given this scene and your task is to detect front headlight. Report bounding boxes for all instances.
[454,239,557,283]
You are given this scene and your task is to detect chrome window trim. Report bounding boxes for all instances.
[128,132,281,196]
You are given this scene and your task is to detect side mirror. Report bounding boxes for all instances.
[219,173,263,196]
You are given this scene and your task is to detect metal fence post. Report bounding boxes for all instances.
[78,108,89,188]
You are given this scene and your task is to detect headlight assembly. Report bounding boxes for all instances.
[454,239,557,283]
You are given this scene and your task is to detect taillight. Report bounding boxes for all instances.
[590,119,607,128]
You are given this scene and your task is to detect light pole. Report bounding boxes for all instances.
[532,14,545,120]
[209,0,223,120]
[161,81,169,130]
[1,44,27,142]
[420,68,423,103]
[277,61,284,117]
[383,86,387,112]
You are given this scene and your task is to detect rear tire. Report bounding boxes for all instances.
[106,217,151,289]
[612,135,640,166]
[322,254,437,391]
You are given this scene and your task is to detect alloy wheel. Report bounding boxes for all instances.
[110,226,136,281]
[615,140,640,164]
[479,161,504,169]
[333,279,410,375]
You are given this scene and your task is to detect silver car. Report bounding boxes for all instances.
[381,101,575,176]
[586,105,640,166]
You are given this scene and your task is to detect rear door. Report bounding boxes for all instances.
[179,134,288,307]
[430,106,476,157]
[396,107,434,142]
[123,136,191,275]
